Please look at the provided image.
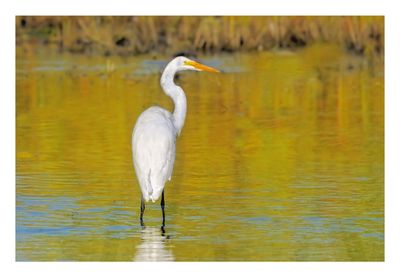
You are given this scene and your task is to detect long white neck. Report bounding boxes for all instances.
[160,63,187,135]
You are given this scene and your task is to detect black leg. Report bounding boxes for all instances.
[161,190,165,227]
[140,196,145,226]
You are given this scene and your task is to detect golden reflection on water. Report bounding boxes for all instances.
[16,47,384,261]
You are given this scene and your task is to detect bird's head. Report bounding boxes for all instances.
[174,56,220,73]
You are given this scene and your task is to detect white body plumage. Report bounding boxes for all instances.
[132,106,176,202]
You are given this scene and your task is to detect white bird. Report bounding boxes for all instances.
[132,56,219,226]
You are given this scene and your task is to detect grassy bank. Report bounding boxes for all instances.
[16,16,384,57]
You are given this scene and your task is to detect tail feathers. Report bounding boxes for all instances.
[147,170,153,197]
[142,191,162,203]
[141,170,164,203]
[142,183,164,203]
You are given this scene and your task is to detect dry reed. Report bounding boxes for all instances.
[16,16,384,56]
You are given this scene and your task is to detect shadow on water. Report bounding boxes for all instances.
[134,226,174,262]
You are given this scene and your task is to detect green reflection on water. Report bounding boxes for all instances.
[16,47,383,261]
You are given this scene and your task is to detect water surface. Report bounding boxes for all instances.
[16,47,384,261]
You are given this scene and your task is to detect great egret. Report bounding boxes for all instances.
[132,56,219,226]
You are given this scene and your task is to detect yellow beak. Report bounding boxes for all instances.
[184,60,220,73]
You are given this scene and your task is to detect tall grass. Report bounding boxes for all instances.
[16,16,384,56]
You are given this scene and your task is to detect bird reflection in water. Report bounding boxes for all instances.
[134,226,174,261]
